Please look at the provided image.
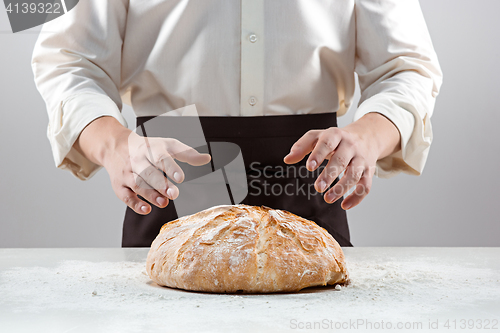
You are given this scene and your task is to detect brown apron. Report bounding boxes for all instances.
[122,113,352,247]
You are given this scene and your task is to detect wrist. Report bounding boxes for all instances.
[100,123,132,169]
[74,116,131,167]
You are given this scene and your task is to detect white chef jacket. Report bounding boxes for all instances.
[31,0,443,180]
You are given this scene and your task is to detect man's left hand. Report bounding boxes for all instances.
[283,113,401,210]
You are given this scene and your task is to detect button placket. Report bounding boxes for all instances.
[240,0,265,116]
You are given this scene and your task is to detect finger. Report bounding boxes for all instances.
[307,128,342,171]
[166,140,212,166]
[150,151,185,183]
[133,159,179,199]
[314,144,356,193]
[164,177,179,200]
[283,130,322,165]
[128,173,170,209]
[324,157,365,204]
[116,186,151,215]
[341,174,373,210]
[131,156,167,191]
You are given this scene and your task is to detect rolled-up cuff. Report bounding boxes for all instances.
[47,92,128,180]
[353,93,432,178]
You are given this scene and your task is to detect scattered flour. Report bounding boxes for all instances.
[0,251,499,332]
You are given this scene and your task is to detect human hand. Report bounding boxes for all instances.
[283,113,400,210]
[104,130,211,214]
[74,116,211,215]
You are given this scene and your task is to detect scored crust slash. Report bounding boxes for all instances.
[146,204,349,293]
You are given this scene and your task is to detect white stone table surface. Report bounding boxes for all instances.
[1,247,499,332]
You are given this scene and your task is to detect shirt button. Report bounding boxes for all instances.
[249,96,257,106]
[249,34,257,43]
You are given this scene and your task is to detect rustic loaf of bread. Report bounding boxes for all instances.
[146,205,349,293]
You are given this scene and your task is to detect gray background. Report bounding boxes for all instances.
[0,0,498,248]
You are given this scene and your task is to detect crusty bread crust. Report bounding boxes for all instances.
[146,205,349,293]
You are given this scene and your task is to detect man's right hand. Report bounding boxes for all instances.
[74,116,211,214]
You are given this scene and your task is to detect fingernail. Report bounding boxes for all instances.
[167,188,174,199]
[157,197,167,206]
[343,202,352,210]
[318,180,327,192]
[326,194,337,204]
[173,172,182,182]
[141,205,149,213]
[308,160,317,170]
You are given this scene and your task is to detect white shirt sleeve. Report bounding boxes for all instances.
[32,0,443,180]
[353,0,443,178]
[31,0,129,180]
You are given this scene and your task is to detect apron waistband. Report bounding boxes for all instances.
[136,112,338,138]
